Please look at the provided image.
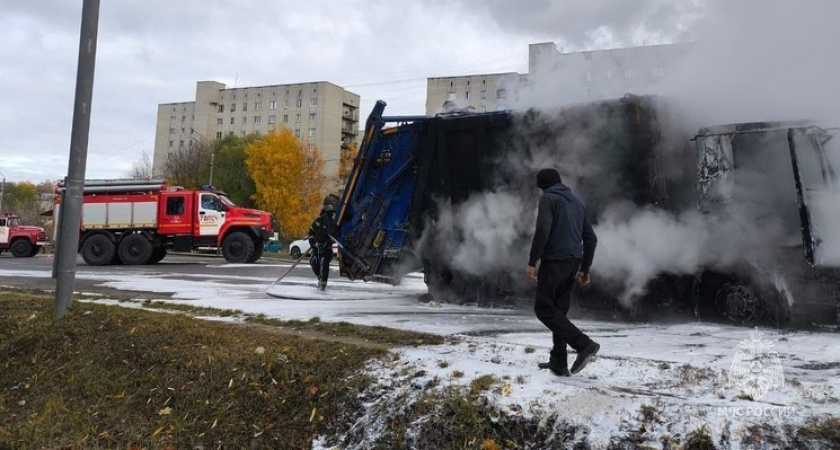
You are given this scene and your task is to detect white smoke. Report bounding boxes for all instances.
[429,191,533,275]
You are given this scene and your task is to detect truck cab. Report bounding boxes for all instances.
[0,214,50,257]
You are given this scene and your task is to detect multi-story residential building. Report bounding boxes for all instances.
[425,42,691,113]
[425,72,526,115]
[152,80,360,189]
[527,42,692,103]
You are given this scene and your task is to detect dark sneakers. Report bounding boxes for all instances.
[537,361,570,377]
[570,342,600,374]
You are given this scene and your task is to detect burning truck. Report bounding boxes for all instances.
[332,96,840,328]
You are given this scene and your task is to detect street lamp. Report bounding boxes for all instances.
[190,128,214,185]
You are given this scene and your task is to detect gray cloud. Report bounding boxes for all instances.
[0,0,702,182]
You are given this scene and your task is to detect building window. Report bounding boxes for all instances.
[179,140,184,148]
[465,91,470,100]
[216,132,223,139]
[295,129,300,138]
[241,131,246,137]
[229,131,234,136]
[229,117,234,125]
[270,101,277,110]
[296,114,301,124]
[480,90,486,99]
[284,99,289,108]
[447,93,456,101]
[242,102,247,111]
[268,115,276,124]
[309,142,316,151]
[217,104,224,113]
[181,116,186,123]
[168,140,173,147]
[169,127,175,134]
[169,116,176,124]
[310,97,318,107]
[217,118,223,125]
[180,127,185,134]
[496,89,506,99]
[230,103,236,112]
[308,128,316,137]
[254,116,261,124]
[283,114,289,123]
[255,102,262,111]
[309,113,316,122]
[296,98,303,108]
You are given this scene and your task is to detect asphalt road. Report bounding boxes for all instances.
[0,252,315,297]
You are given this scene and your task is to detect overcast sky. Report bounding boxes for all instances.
[0,0,705,182]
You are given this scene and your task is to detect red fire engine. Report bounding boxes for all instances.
[54,179,273,265]
[0,213,50,257]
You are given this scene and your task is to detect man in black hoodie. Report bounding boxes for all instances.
[526,168,600,376]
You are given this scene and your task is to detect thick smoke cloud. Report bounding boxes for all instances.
[427,0,840,312]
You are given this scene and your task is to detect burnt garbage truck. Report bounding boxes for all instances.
[332,96,840,328]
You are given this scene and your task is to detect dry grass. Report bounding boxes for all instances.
[0,289,388,449]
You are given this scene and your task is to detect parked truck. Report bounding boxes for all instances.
[54,179,273,265]
[0,213,50,257]
[332,97,840,328]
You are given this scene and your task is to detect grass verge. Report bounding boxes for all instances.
[0,289,397,449]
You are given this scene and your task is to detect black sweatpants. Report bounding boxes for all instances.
[312,242,333,287]
[534,258,592,367]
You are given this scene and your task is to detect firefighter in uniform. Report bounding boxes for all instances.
[308,195,340,291]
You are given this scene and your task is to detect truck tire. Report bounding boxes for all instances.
[149,247,167,264]
[10,239,33,258]
[81,234,117,266]
[248,245,264,263]
[29,245,41,257]
[119,234,153,265]
[222,231,255,264]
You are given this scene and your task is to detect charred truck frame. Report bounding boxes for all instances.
[334,96,840,328]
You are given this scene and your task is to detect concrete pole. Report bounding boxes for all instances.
[55,0,100,319]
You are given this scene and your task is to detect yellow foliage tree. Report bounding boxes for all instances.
[245,129,326,238]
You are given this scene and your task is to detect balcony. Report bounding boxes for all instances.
[341,125,358,135]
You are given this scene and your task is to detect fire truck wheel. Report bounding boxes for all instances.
[248,245,264,263]
[119,234,153,265]
[149,247,167,264]
[222,231,255,264]
[81,234,117,266]
[10,239,33,258]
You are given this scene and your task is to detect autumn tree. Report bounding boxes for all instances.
[339,142,358,186]
[210,134,260,208]
[245,130,326,239]
[125,151,153,179]
[2,181,43,225]
[162,139,212,189]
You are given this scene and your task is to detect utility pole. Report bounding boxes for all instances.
[54,0,100,319]
[191,128,214,185]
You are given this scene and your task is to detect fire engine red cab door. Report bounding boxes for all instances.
[198,193,225,237]
[0,218,8,245]
[160,193,192,235]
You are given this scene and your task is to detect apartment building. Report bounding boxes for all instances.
[528,42,692,102]
[153,80,360,188]
[425,72,526,115]
[425,42,691,113]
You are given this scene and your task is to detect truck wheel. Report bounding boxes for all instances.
[29,245,41,257]
[149,247,167,264]
[119,234,153,265]
[248,245,264,263]
[10,239,33,258]
[81,234,117,266]
[222,231,255,264]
